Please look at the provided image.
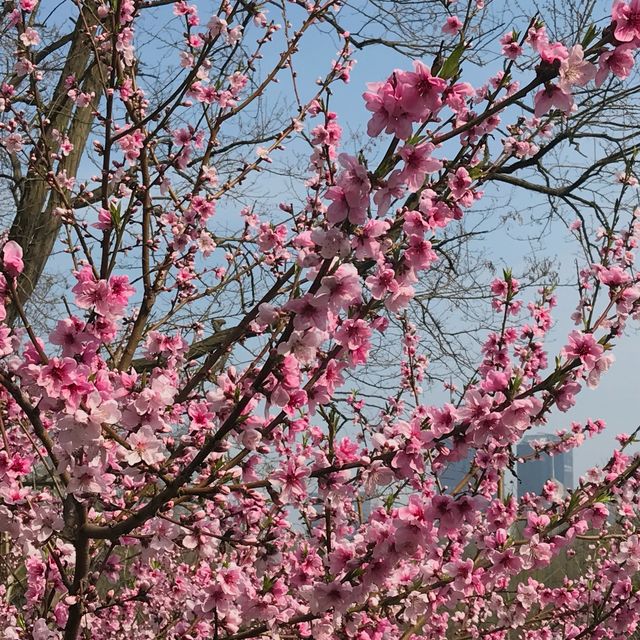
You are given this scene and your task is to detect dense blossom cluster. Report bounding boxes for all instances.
[1,0,640,639]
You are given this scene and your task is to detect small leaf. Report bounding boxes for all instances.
[109,202,122,228]
[384,493,395,510]
[262,575,276,592]
[438,41,466,80]
[581,24,598,49]
[406,133,427,147]
[468,165,485,180]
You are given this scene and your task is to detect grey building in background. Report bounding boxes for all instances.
[516,434,573,498]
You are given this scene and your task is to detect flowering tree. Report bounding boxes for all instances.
[3,0,640,638]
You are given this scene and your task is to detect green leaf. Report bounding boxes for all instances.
[262,575,276,592]
[581,24,598,49]
[384,493,395,510]
[438,41,466,80]
[468,165,485,180]
[406,133,427,147]
[109,202,121,228]
[509,375,522,395]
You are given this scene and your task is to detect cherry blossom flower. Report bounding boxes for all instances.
[596,44,635,85]
[562,330,603,370]
[442,15,463,35]
[398,142,442,190]
[363,77,415,139]
[533,83,574,117]
[398,61,446,118]
[558,45,597,92]
[125,425,165,465]
[2,241,23,277]
[612,0,640,42]
[270,456,310,503]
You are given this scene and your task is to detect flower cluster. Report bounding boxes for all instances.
[0,1,640,639]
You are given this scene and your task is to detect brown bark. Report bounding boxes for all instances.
[7,6,102,325]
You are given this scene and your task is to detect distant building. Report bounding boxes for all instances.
[516,434,573,498]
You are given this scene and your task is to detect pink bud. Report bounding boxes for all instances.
[2,241,23,278]
[495,528,508,545]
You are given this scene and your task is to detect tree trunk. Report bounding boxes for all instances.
[7,6,101,325]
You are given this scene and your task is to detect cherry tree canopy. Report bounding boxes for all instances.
[2,0,640,639]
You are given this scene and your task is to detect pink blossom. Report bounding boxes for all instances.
[285,294,328,331]
[501,398,542,433]
[597,265,632,287]
[365,265,399,299]
[317,264,362,311]
[443,558,475,592]
[527,25,549,52]
[398,142,442,190]
[270,456,310,504]
[363,77,415,140]
[613,0,640,42]
[500,32,523,60]
[537,40,569,64]
[428,495,463,533]
[373,170,405,215]
[278,329,326,364]
[134,373,177,414]
[2,133,23,154]
[67,459,115,495]
[351,219,389,260]
[2,241,23,277]
[448,167,472,199]
[404,235,437,270]
[335,318,371,350]
[72,268,134,318]
[586,353,615,388]
[442,15,463,35]
[59,391,121,450]
[308,581,353,614]
[49,317,93,356]
[596,45,635,85]
[397,61,446,118]
[558,45,596,92]
[125,425,166,466]
[326,184,368,226]
[533,83,574,117]
[385,284,415,312]
[19,27,40,47]
[562,330,604,370]
[446,82,475,114]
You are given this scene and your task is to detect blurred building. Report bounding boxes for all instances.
[516,434,573,498]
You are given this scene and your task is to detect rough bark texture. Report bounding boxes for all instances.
[7,7,101,325]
